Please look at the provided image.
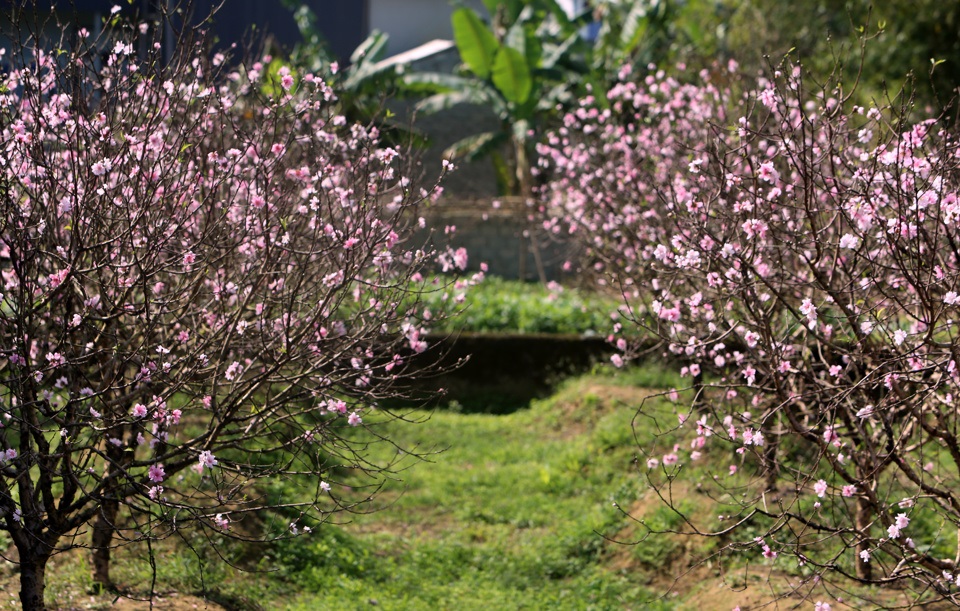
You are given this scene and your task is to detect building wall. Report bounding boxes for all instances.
[368,0,486,56]
[420,198,579,282]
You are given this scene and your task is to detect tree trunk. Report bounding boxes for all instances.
[91,497,120,590]
[761,434,779,493]
[856,496,873,580]
[18,553,49,610]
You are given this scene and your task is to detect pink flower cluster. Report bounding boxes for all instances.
[539,59,960,594]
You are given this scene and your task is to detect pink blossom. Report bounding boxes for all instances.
[758,87,776,109]
[839,233,860,249]
[823,426,839,445]
[91,158,112,176]
[347,412,362,426]
[758,162,779,183]
[813,479,828,497]
[197,450,218,472]
[148,463,166,483]
[132,403,148,418]
[895,513,910,530]
[799,298,817,327]
[224,361,242,381]
[741,218,768,239]
[452,247,469,270]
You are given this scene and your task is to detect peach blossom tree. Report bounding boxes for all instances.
[539,60,960,605]
[0,11,471,609]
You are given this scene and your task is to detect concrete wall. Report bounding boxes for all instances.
[421,197,580,282]
[368,0,486,56]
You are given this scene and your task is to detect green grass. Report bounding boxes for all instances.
[276,375,672,610]
[422,276,621,335]
[34,367,939,611]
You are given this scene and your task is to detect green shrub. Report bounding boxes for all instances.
[421,277,620,335]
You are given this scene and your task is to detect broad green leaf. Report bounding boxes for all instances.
[402,72,480,93]
[444,131,508,162]
[541,31,579,70]
[452,8,499,79]
[480,0,500,16]
[483,0,523,24]
[492,46,532,104]
[343,58,399,91]
[350,30,389,66]
[490,150,514,196]
[510,118,531,144]
[539,0,579,29]
[619,4,650,59]
[415,88,495,115]
[505,6,542,68]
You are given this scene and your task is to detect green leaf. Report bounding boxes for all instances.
[452,8,499,79]
[541,31,580,70]
[483,0,523,24]
[414,88,495,115]
[480,0,500,16]
[505,6,542,68]
[443,131,508,162]
[490,150,514,196]
[492,46,532,104]
[539,0,587,30]
[343,58,398,92]
[619,3,650,59]
[402,72,480,94]
[350,30,390,67]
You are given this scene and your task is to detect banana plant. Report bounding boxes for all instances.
[405,1,590,197]
[279,1,416,145]
[405,0,713,196]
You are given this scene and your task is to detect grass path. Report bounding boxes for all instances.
[25,369,915,610]
[282,377,671,610]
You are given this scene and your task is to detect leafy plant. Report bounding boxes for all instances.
[279,0,414,144]
[419,277,619,335]
[406,1,588,196]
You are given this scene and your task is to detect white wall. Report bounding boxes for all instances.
[368,0,487,56]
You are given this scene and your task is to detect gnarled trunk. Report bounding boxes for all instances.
[856,496,873,580]
[91,497,120,590]
[91,432,127,590]
[13,536,52,611]
[19,555,48,611]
